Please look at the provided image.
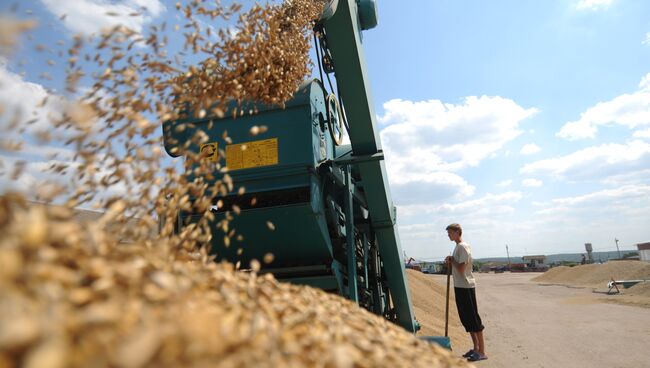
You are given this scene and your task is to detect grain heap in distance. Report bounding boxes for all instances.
[533,261,650,288]
[0,1,470,367]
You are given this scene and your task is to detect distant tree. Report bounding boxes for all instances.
[473,260,484,272]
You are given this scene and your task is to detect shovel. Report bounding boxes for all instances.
[419,262,452,350]
[445,261,451,339]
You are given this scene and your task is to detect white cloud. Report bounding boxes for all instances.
[396,191,524,259]
[398,191,523,218]
[520,143,541,155]
[379,96,536,206]
[521,140,650,181]
[601,168,650,186]
[0,63,73,196]
[521,178,543,187]
[438,191,523,214]
[6,142,76,162]
[0,63,147,204]
[1,139,155,206]
[643,32,650,46]
[497,179,512,187]
[633,128,650,139]
[0,61,106,141]
[380,95,537,175]
[557,73,650,140]
[40,0,165,36]
[576,0,614,11]
[641,74,650,90]
[501,185,650,257]
[390,171,475,205]
[0,60,65,133]
[535,184,650,217]
[0,154,75,193]
[399,184,650,260]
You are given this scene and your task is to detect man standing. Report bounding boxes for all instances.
[445,223,487,362]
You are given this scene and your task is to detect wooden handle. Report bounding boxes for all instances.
[445,263,451,337]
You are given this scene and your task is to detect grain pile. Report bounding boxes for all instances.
[625,281,650,296]
[0,1,471,367]
[533,261,650,308]
[613,281,650,308]
[405,270,466,345]
[533,261,650,288]
[0,198,469,367]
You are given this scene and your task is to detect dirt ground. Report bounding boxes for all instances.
[420,272,650,367]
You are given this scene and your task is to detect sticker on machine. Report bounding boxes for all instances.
[226,138,279,170]
[199,142,219,162]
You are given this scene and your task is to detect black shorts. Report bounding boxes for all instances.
[454,287,484,333]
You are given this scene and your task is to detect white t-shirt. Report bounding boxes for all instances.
[452,242,476,288]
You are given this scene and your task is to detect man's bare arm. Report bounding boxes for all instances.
[454,260,466,274]
[445,256,467,273]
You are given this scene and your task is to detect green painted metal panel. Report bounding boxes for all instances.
[357,0,378,31]
[164,80,338,279]
[202,202,333,267]
[162,81,332,195]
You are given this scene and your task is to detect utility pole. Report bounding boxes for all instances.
[615,238,621,259]
[506,244,511,270]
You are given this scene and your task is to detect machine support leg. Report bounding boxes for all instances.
[344,165,358,302]
[362,232,369,289]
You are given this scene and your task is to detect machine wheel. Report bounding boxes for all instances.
[326,94,344,146]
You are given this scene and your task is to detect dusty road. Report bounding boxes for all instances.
[431,272,650,367]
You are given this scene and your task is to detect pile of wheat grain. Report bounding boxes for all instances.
[0,199,469,368]
[533,261,650,287]
[405,270,466,345]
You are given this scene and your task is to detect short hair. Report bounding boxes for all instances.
[446,223,462,236]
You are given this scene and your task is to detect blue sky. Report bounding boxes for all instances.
[363,0,650,260]
[1,0,649,260]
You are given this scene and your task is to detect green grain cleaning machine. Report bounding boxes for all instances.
[163,0,450,347]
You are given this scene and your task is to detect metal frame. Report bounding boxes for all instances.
[321,0,418,332]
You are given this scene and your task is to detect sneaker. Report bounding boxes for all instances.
[467,351,488,362]
[462,350,476,358]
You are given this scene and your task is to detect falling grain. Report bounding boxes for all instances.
[0,2,469,367]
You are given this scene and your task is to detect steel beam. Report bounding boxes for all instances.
[323,0,417,332]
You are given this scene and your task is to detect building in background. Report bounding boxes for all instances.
[637,242,650,262]
[522,255,546,268]
[514,255,549,272]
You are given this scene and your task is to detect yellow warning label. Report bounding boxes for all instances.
[226,138,278,170]
[199,142,219,162]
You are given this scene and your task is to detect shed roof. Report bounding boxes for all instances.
[522,255,546,261]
